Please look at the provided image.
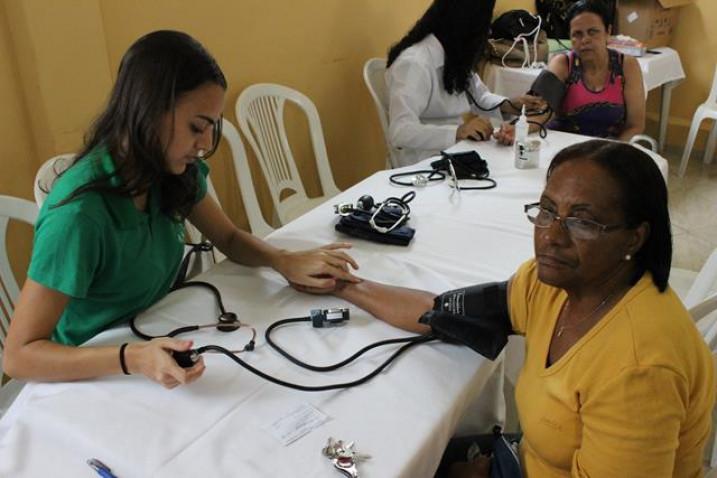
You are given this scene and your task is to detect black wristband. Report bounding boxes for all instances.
[119,343,131,375]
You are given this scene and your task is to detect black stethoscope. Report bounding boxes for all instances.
[129,243,436,390]
[129,280,256,345]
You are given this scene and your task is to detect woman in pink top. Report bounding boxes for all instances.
[495,0,645,144]
[547,0,645,140]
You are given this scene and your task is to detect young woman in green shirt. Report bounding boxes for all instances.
[4,31,359,389]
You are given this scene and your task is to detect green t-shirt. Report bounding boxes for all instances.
[28,149,208,345]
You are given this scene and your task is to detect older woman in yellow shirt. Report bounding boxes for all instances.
[300,139,715,477]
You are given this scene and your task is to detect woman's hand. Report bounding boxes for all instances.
[457,117,493,141]
[494,123,515,145]
[126,338,205,389]
[273,242,360,289]
[288,278,351,295]
[509,94,547,114]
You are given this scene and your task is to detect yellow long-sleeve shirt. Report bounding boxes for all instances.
[509,260,715,477]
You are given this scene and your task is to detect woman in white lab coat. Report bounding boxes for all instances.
[386,0,543,167]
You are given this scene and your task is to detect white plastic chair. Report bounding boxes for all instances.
[678,64,717,177]
[363,58,396,168]
[34,154,75,207]
[629,134,658,152]
[672,248,717,469]
[0,195,37,416]
[628,83,659,154]
[221,118,273,238]
[236,83,340,226]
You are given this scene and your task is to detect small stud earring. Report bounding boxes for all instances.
[624,253,632,261]
[197,149,206,158]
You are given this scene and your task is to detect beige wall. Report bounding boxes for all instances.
[1,0,715,282]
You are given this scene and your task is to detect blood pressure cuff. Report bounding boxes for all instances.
[335,209,415,246]
[419,281,511,360]
[528,69,566,114]
[430,151,490,180]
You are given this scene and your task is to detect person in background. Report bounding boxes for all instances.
[4,30,359,389]
[496,0,645,145]
[386,0,544,166]
[305,140,715,477]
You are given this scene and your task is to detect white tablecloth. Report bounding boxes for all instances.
[0,131,669,477]
[482,47,685,97]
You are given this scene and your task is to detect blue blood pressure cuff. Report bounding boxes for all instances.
[418,281,511,360]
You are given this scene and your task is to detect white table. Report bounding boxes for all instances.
[0,131,668,477]
[482,47,686,152]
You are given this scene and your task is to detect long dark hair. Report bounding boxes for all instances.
[547,140,672,292]
[386,0,496,94]
[61,30,226,220]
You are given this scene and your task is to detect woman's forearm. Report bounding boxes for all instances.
[334,280,435,334]
[222,228,284,269]
[4,339,124,381]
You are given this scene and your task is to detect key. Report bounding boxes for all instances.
[323,437,339,459]
[333,456,359,478]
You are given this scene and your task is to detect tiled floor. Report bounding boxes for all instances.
[665,146,717,272]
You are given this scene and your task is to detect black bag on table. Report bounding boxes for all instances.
[431,151,497,190]
[491,9,541,40]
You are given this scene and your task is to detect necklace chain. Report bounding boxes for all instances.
[556,290,618,338]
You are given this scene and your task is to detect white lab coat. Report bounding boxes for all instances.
[386,34,506,167]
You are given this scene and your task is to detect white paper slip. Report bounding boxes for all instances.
[267,403,331,446]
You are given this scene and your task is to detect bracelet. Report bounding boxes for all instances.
[119,343,131,375]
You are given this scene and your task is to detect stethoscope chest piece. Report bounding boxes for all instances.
[217,312,240,332]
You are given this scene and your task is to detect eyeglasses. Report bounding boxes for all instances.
[524,202,623,240]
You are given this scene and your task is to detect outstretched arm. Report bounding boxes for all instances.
[4,279,204,387]
[331,280,435,334]
[188,195,359,289]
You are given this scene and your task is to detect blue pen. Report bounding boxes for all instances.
[87,458,118,478]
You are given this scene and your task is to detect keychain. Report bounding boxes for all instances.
[322,437,371,477]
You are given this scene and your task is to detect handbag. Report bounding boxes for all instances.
[487,10,548,67]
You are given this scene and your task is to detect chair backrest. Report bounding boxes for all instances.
[34,154,75,207]
[0,195,38,351]
[686,250,717,469]
[363,58,396,168]
[236,83,340,225]
[629,134,658,152]
[707,64,717,106]
[685,248,717,310]
[221,118,274,238]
